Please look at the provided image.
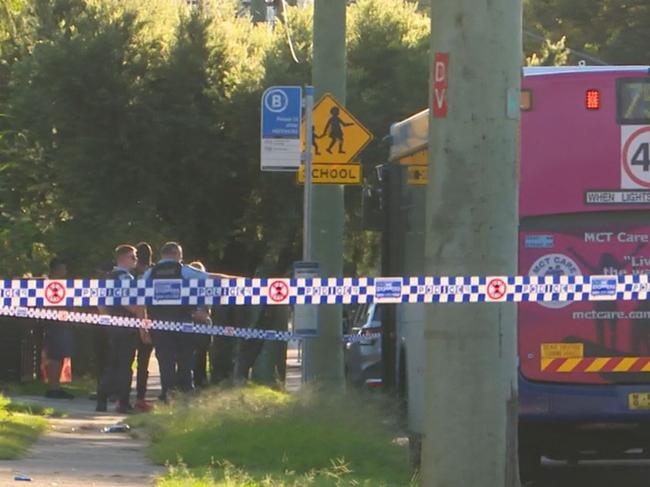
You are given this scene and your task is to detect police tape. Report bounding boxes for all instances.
[0,274,645,307]
[0,305,380,343]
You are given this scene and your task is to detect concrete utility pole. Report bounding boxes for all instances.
[421,0,522,486]
[301,0,346,387]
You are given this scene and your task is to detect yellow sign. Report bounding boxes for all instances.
[540,343,584,359]
[399,150,428,166]
[629,393,650,410]
[407,165,428,185]
[303,94,373,164]
[298,163,362,185]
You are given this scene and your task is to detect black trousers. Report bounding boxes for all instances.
[98,329,137,405]
[210,336,235,384]
[152,331,194,399]
[192,335,211,388]
[94,328,109,391]
[135,339,153,400]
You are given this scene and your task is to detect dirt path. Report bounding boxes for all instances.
[0,360,165,487]
[0,397,164,486]
[0,348,301,486]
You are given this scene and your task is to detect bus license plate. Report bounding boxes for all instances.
[628,393,650,410]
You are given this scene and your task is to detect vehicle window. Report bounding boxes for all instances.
[617,78,650,124]
[373,305,383,322]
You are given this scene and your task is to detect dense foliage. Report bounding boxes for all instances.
[0,0,429,278]
[0,0,648,278]
[524,0,650,65]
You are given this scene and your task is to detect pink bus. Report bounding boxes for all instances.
[518,66,650,469]
[388,66,650,472]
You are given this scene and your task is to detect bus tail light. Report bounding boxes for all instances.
[586,89,600,110]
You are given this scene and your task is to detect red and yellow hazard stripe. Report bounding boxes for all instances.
[541,357,650,373]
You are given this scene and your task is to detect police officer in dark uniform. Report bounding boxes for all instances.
[143,242,235,401]
[96,244,147,413]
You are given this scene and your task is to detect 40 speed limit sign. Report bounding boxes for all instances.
[622,126,650,189]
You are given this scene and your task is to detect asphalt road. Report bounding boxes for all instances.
[529,458,650,486]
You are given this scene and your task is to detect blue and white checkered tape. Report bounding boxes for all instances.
[0,305,303,342]
[0,274,645,307]
[0,305,373,343]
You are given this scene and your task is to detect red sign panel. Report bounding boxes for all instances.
[268,280,289,303]
[432,52,449,118]
[45,281,66,305]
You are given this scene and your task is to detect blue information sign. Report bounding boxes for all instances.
[261,86,302,171]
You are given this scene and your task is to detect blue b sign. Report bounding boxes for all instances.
[261,86,302,171]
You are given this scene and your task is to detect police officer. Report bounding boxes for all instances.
[96,244,147,413]
[143,242,234,401]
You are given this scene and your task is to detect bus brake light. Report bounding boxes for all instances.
[586,89,600,110]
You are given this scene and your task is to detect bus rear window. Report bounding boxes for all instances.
[617,78,650,124]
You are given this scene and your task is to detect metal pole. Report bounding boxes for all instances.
[421,0,522,485]
[303,86,314,261]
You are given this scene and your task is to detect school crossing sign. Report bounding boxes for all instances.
[303,94,373,165]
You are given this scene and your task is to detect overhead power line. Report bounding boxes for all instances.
[524,29,608,66]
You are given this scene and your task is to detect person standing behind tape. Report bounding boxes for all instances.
[43,258,74,399]
[143,242,235,401]
[188,261,212,388]
[96,245,147,413]
[133,242,154,412]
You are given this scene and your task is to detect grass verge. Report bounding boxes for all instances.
[0,394,49,459]
[130,385,417,487]
[0,377,93,398]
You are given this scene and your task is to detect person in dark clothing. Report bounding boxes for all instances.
[133,242,154,412]
[96,245,147,413]
[209,305,236,384]
[143,242,236,401]
[44,258,74,399]
[91,260,114,400]
[188,261,211,388]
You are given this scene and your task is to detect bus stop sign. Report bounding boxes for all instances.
[260,86,302,171]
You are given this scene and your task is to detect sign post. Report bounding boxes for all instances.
[295,88,320,364]
[303,86,315,260]
[260,86,302,171]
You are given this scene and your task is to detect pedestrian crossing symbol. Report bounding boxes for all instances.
[304,94,373,164]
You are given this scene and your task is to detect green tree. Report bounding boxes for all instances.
[525,0,650,64]
[4,0,165,273]
[0,0,433,278]
[525,35,569,66]
[345,0,429,274]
